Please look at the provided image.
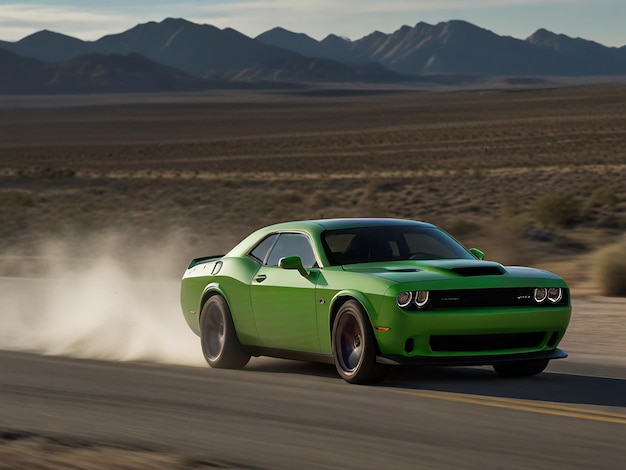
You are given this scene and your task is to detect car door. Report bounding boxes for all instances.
[250,232,320,352]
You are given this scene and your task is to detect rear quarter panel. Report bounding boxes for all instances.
[181,256,262,344]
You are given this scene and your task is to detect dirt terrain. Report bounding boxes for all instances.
[1,86,625,274]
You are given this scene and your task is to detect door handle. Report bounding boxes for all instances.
[255,274,267,283]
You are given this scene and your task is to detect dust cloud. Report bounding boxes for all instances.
[0,233,207,367]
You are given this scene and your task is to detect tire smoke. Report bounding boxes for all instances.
[0,234,206,366]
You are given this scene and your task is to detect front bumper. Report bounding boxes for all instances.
[373,300,572,358]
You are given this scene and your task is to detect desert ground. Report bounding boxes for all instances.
[1,85,625,468]
[1,85,625,275]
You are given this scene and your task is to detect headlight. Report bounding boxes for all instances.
[533,287,564,305]
[414,291,429,308]
[396,290,430,309]
[533,288,548,303]
[547,288,563,303]
[396,291,413,308]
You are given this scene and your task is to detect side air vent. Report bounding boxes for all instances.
[451,266,504,276]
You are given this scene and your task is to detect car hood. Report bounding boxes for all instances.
[340,259,558,283]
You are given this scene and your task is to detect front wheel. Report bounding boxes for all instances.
[332,300,389,384]
[493,359,549,378]
[200,295,250,369]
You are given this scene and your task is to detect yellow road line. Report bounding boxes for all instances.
[387,389,626,425]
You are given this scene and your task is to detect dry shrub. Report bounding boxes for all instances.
[593,241,626,296]
[1,190,35,210]
[532,192,581,228]
[586,188,618,209]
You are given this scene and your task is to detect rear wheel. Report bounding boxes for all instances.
[200,295,250,369]
[332,300,389,384]
[493,359,549,377]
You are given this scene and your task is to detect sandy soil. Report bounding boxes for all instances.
[1,85,625,260]
[561,297,626,367]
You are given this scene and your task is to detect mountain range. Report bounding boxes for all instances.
[257,22,626,76]
[1,18,625,94]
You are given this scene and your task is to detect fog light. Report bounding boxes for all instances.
[396,291,413,308]
[533,288,547,303]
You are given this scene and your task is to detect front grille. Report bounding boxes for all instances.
[429,332,546,352]
[430,288,568,309]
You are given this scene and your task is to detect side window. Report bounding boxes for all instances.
[266,233,317,268]
[249,233,279,264]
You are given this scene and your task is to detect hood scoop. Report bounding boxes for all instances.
[451,266,505,277]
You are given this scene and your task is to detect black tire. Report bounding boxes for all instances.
[200,295,250,369]
[493,359,549,378]
[331,300,389,384]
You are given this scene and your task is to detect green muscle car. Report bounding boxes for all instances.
[180,218,571,384]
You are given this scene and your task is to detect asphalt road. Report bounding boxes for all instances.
[1,350,625,469]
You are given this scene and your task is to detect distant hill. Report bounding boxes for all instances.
[0,18,404,84]
[526,28,626,75]
[256,20,626,76]
[1,18,626,94]
[0,48,48,93]
[6,30,88,62]
[0,48,209,93]
[372,20,574,75]
[256,27,322,58]
[93,18,293,78]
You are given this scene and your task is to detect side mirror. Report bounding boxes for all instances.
[469,248,485,260]
[279,256,309,277]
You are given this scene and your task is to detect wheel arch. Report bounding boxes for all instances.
[328,290,378,342]
[328,289,389,383]
[199,285,251,369]
[200,282,228,316]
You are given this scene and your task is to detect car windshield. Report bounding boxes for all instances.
[321,225,474,265]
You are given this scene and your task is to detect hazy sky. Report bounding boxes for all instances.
[1,0,624,47]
